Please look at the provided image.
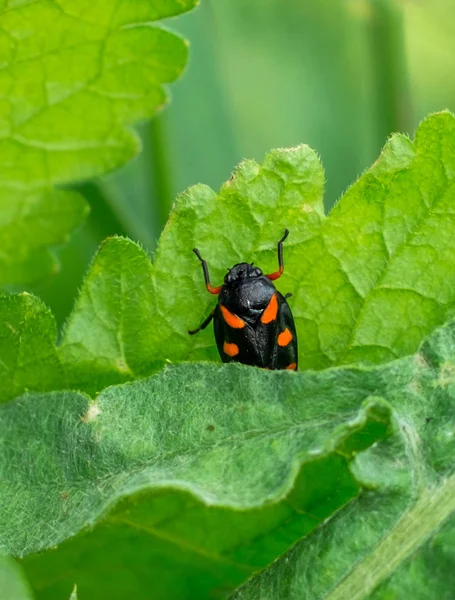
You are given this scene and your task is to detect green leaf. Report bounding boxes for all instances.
[2,112,455,403]
[0,0,196,286]
[232,319,455,600]
[0,364,392,599]
[60,237,159,394]
[0,0,196,188]
[0,557,33,600]
[57,137,325,390]
[0,293,65,402]
[5,316,455,598]
[0,190,88,286]
[2,111,455,598]
[60,110,455,379]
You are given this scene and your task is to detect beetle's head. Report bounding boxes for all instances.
[224,262,263,284]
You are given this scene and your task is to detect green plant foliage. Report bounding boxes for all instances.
[0,294,65,402]
[1,112,455,402]
[0,190,88,286]
[0,556,33,600]
[136,109,455,371]
[4,315,455,598]
[1,2,452,598]
[0,0,196,286]
[233,320,455,599]
[2,111,455,598]
[0,363,393,599]
[60,237,160,394]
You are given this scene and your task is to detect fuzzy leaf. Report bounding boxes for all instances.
[0,0,196,285]
[5,316,455,598]
[0,365,393,599]
[233,319,455,600]
[2,112,455,599]
[0,293,65,401]
[56,111,455,383]
[178,111,455,370]
[2,112,455,402]
[0,557,33,600]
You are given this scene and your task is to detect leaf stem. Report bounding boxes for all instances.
[326,474,455,600]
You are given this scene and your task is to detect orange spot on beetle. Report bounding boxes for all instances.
[223,342,239,357]
[278,328,293,347]
[220,305,245,329]
[261,293,278,324]
[286,363,297,371]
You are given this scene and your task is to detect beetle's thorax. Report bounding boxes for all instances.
[224,262,262,284]
[219,270,276,324]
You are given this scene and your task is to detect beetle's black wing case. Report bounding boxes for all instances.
[213,304,265,367]
[213,292,298,370]
[271,293,298,370]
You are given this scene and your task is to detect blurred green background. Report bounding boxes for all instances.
[31,0,455,326]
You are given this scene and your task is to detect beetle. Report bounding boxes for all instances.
[188,229,298,370]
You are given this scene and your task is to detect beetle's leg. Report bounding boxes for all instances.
[193,248,223,294]
[265,229,289,281]
[284,292,292,300]
[188,309,215,335]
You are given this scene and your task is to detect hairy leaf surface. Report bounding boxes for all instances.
[1,111,455,598]
[49,110,455,378]
[0,365,393,599]
[4,318,455,598]
[1,112,455,401]
[233,320,455,599]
